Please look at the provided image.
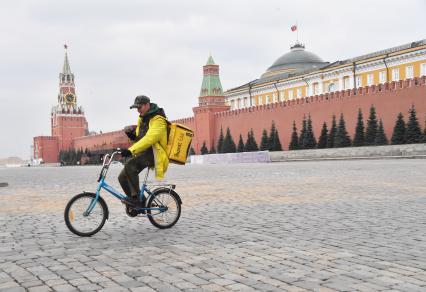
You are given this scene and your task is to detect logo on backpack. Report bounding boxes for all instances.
[163,118,193,165]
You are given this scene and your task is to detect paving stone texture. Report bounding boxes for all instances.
[0,159,425,291]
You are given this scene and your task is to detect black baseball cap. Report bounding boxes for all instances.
[129,95,150,109]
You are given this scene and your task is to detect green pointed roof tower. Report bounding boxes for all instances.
[199,54,225,104]
[193,54,230,156]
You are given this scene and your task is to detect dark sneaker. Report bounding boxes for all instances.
[121,196,139,206]
[122,196,146,214]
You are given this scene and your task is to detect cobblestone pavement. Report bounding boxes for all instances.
[1,159,426,292]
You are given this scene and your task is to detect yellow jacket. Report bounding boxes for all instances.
[128,115,169,180]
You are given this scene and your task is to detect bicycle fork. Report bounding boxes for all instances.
[84,183,103,216]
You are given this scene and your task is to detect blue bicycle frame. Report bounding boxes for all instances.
[84,151,165,215]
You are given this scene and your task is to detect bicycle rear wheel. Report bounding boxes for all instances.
[147,188,181,229]
[64,192,108,237]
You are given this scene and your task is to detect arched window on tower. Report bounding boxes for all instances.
[328,83,335,92]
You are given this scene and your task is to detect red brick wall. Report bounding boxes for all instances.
[73,130,130,152]
[37,77,426,159]
[52,114,87,150]
[33,136,59,163]
[214,77,426,150]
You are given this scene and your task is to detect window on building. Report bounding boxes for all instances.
[230,100,235,109]
[258,96,263,105]
[288,90,294,99]
[355,75,362,87]
[237,98,241,109]
[280,91,285,101]
[379,71,387,83]
[251,97,255,106]
[266,95,270,104]
[297,88,302,98]
[343,77,350,89]
[273,93,277,103]
[421,63,426,76]
[313,83,319,94]
[392,68,400,81]
[367,74,374,86]
[406,66,414,79]
[328,83,335,92]
[244,97,248,107]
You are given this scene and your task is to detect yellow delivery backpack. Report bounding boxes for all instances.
[164,120,194,165]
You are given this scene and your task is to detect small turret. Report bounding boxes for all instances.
[199,54,225,105]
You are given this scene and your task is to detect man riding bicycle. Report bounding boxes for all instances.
[119,95,169,207]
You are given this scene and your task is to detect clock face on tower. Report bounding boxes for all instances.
[65,93,75,103]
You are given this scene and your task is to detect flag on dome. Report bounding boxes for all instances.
[291,25,297,32]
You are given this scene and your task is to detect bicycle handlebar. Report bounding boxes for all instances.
[98,149,122,182]
[102,149,122,167]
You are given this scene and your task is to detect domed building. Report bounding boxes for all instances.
[261,43,328,79]
[225,40,426,110]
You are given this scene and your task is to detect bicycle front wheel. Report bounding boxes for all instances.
[64,192,108,237]
[147,188,181,229]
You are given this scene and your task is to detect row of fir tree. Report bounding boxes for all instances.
[193,121,283,155]
[191,104,426,155]
[58,148,100,165]
[289,105,426,150]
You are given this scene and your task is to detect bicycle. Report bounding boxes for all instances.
[64,149,182,237]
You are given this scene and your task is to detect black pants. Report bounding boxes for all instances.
[118,149,154,198]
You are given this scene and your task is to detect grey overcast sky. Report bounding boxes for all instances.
[0,0,425,159]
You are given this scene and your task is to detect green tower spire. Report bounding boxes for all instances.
[206,54,215,65]
[199,54,224,97]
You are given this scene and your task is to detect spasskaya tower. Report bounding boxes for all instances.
[51,45,88,151]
